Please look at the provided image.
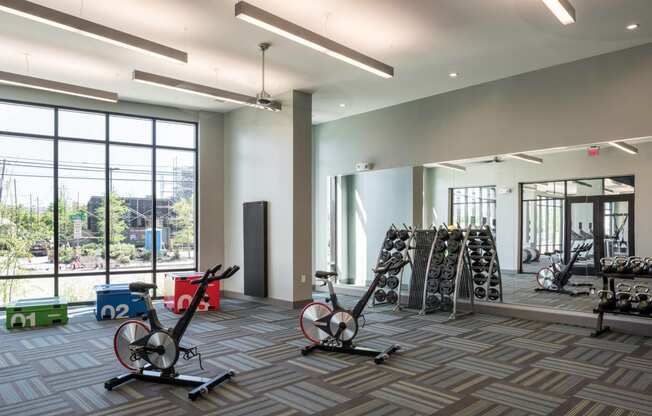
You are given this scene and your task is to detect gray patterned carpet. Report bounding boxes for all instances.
[1,294,651,416]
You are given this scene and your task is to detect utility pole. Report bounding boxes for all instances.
[0,158,6,201]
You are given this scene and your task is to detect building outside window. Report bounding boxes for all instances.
[0,101,198,306]
[449,186,496,231]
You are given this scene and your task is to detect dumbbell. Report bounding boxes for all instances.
[391,252,403,261]
[471,260,485,273]
[596,290,615,310]
[473,273,488,286]
[487,288,500,301]
[378,275,387,288]
[383,239,394,251]
[434,240,446,253]
[398,229,410,241]
[425,293,441,309]
[449,228,463,242]
[394,239,407,252]
[469,250,483,260]
[644,257,652,275]
[616,283,632,312]
[438,226,450,241]
[374,289,387,303]
[474,287,487,299]
[428,265,442,280]
[489,274,500,287]
[380,251,391,262]
[432,252,445,265]
[447,239,460,254]
[386,229,398,241]
[439,279,454,295]
[427,279,440,293]
[386,290,398,304]
[440,296,454,311]
[386,276,399,290]
[634,285,651,314]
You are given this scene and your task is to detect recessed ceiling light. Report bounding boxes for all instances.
[427,162,466,172]
[449,72,459,78]
[235,1,393,78]
[541,0,576,25]
[339,103,346,108]
[626,23,640,30]
[0,0,187,62]
[0,70,118,102]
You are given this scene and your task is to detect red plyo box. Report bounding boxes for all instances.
[163,271,220,314]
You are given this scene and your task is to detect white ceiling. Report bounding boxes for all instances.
[0,0,651,124]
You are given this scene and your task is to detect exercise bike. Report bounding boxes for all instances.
[299,256,408,364]
[105,264,239,400]
[535,243,593,296]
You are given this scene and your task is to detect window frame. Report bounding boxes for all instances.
[0,98,199,307]
[448,185,497,230]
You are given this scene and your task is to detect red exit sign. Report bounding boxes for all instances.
[588,146,600,157]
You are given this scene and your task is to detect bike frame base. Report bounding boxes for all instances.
[301,342,400,364]
[105,368,235,401]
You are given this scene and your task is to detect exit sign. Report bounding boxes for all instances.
[588,146,600,157]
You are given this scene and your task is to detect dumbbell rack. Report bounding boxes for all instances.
[372,226,411,308]
[414,226,474,319]
[466,225,504,305]
[592,272,652,337]
[404,228,437,311]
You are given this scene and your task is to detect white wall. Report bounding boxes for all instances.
[313,43,652,274]
[424,144,652,270]
[223,91,312,303]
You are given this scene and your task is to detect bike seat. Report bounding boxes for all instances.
[315,271,338,279]
[129,282,157,293]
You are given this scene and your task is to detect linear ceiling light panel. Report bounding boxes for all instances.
[235,1,393,78]
[0,0,187,63]
[541,0,576,25]
[609,141,638,155]
[133,70,281,111]
[433,162,466,172]
[508,153,544,165]
[0,70,118,102]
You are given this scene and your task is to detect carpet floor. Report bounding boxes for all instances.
[0,295,651,416]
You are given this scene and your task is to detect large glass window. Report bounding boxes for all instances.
[520,177,634,272]
[0,100,197,307]
[156,149,196,269]
[450,186,496,230]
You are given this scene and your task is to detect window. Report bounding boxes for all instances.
[0,100,198,307]
[450,186,496,230]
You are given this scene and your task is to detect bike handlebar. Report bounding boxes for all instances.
[191,265,240,285]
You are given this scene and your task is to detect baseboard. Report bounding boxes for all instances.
[222,290,312,309]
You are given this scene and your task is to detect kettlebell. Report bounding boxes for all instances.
[635,285,651,314]
[616,283,632,312]
[596,290,615,310]
[628,257,645,274]
[600,257,614,273]
[614,257,629,273]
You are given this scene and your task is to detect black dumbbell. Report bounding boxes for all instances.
[387,276,399,290]
[386,290,398,304]
[474,287,487,299]
[473,273,487,286]
[386,229,398,241]
[383,239,394,251]
[374,289,387,303]
[398,229,410,241]
[487,288,500,301]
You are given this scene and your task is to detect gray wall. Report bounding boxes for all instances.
[223,90,312,303]
[425,143,652,271]
[340,167,413,285]
[313,43,652,274]
[0,85,225,270]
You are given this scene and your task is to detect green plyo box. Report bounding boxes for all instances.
[5,297,68,329]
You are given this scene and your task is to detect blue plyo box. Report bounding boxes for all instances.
[94,284,148,321]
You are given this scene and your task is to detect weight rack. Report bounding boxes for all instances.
[592,271,652,337]
[466,225,504,305]
[407,225,473,319]
[372,225,411,308]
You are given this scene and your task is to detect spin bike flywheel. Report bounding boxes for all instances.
[114,320,150,371]
[329,311,358,343]
[145,330,179,370]
[299,302,332,344]
[536,267,556,289]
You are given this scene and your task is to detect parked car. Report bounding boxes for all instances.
[30,241,49,257]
